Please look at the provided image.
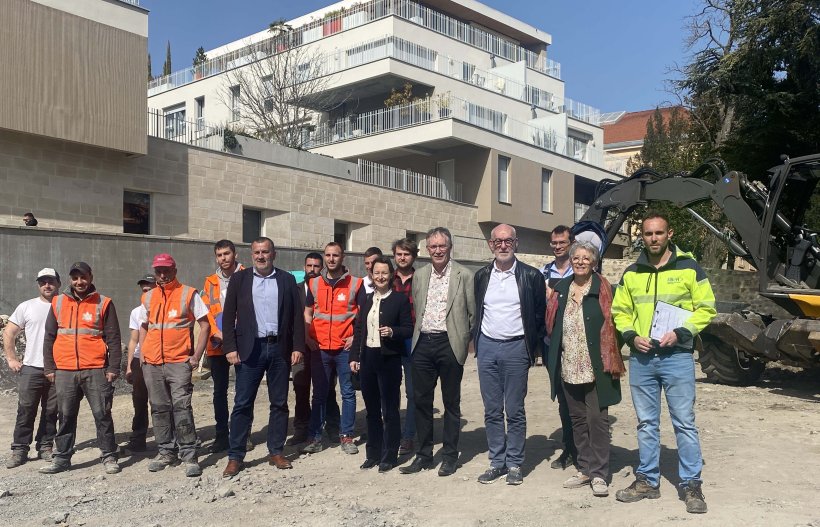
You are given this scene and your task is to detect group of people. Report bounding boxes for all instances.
[4,213,715,515]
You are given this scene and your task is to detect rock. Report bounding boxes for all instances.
[217,485,235,498]
[43,512,69,525]
[0,490,11,498]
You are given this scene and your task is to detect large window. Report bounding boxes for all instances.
[164,104,186,138]
[541,168,552,213]
[498,155,510,204]
[123,191,151,235]
[194,97,205,131]
[334,221,349,251]
[242,208,261,243]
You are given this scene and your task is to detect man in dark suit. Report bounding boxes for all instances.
[221,237,305,477]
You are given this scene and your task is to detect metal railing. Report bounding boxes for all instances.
[147,109,226,151]
[357,160,463,202]
[148,0,561,94]
[309,95,605,167]
[116,0,140,6]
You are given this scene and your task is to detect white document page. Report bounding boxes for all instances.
[650,301,693,348]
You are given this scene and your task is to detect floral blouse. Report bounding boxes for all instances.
[561,279,595,385]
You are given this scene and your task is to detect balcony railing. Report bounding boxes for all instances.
[357,160,463,202]
[148,0,560,95]
[147,108,226,151]
[309,95,605,167]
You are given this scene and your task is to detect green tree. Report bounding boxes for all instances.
[147,52,152,81]
[162,41,172,76]
[192,46,207,68]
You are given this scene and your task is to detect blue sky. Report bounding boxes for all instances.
[142,0,699,113]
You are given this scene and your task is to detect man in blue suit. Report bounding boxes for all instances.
[220,237,305,477]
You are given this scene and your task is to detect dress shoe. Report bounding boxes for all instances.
[378,462,395,473]
[269,454,292,470]
[438,459,457,477]
[222,459,244,478]
[399,457,434,474]
[360,459,379,470]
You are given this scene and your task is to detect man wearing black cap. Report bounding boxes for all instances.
[124,274,157,452]
[41,262,122,475]
[4,268,61,468]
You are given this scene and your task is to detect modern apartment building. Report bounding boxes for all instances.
[146,0,623,254]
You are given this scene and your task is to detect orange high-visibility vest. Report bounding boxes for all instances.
[201,265,244,357]
[141,279,197,365]
[309,274,361,350]
[51,291,111,370]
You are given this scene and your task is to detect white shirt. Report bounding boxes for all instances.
[139,294,208,324]
[129,305,147,359]
[363,278,375,294]
[480,260,524,340]
[8,297,52,368]
[366,289,392,348]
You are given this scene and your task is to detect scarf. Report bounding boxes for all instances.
[546,273,626,379]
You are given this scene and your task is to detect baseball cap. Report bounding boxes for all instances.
[69,262,92,275]
[36,268,60,282]
[137,274,156,285]
[151,253,176,268]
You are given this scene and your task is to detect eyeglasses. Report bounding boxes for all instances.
[571,256,592,264]
[427,244,449,251]
[490,238,517,248]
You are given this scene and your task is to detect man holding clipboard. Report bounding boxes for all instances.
[611,212,716,514]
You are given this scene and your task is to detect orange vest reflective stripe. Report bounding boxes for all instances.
[51,291,111,370]
[309,274,361,350]
[141,279,196,364]
[202,265,244,356]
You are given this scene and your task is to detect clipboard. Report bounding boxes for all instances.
[650,301,693,349]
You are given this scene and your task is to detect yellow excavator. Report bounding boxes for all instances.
[581,154,820,385]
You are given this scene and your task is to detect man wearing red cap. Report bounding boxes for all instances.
[139,253,210,477]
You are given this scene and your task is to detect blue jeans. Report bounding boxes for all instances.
[401,339,416,441]
[629,352,703,487]
[476,335,530,469]
[228,339,290,460]
[309,349,356,438]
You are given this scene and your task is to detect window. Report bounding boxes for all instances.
[405,231,419,244]
[334,221,349,251]
[541,168,552,212]
[194,97,205,131]
[437,159,455,200]
[230,86,241,122]
[497,155,510,204]
[123,191,150,235]
[164,104,186,138]
[242,208,261,243]
[262,76,274,113]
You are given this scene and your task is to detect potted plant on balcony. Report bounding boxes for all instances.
[192,47,207,80]
[435,91,452,118]
[323,8,344,36]
[269,18,294,52]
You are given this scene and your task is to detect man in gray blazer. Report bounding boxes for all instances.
[400,227,475,477]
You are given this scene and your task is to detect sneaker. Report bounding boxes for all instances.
[550,450,575,470]
[38,448,53,461]
[301,439,324,454]
[6,450,27,469]
[103,459,121,474]
[563,472,591,489]
[185,461,203,477]
[615,475,661,502]
[683,481,707,514]
[591,477,609,497]
[148,453,180,472]
[477,466,508,484]
[340,436,359,455]
[506,466,523,486]
[398,438,414,456]
[39,461,70,474]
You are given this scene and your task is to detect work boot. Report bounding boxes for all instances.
[615,475,661,502]
[148,453,180,472]
[6,450,27,469]
[682,481,708,514]
[185,461,203,477]
[301,438,324,454]
[103,458,121,474]
[39,460,71,474]
[38,448,54,461]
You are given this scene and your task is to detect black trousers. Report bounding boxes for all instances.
[292,348,340,435]
[210,354,232,441]
[412,333,463,463]
[129,357,149,442]
[563,381,610,480]
[554,375,577,458]
[12,365,58,452]
[361,346,402,464]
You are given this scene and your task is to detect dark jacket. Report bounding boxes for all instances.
[547,273,621,408]
[473,259,546,366]
[222,267,305,361]
[43,285,122,376]
[350,291,412,362]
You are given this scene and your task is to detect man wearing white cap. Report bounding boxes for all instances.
[4,268,61,468]
[139,253,210,477]
[124,274,156,452]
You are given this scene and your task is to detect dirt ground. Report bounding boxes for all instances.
[1,357,819,527]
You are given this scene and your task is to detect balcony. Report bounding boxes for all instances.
[148,0,560,95]
[357,160,463,202]
[308,95,605,167]
[147,108,227,152]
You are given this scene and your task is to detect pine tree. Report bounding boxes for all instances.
[162,41,172,76]
[147,53,153,81]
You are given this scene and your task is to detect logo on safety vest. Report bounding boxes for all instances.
[82,312,93,322]
[168,309,178,318]
[337,292,346,302]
